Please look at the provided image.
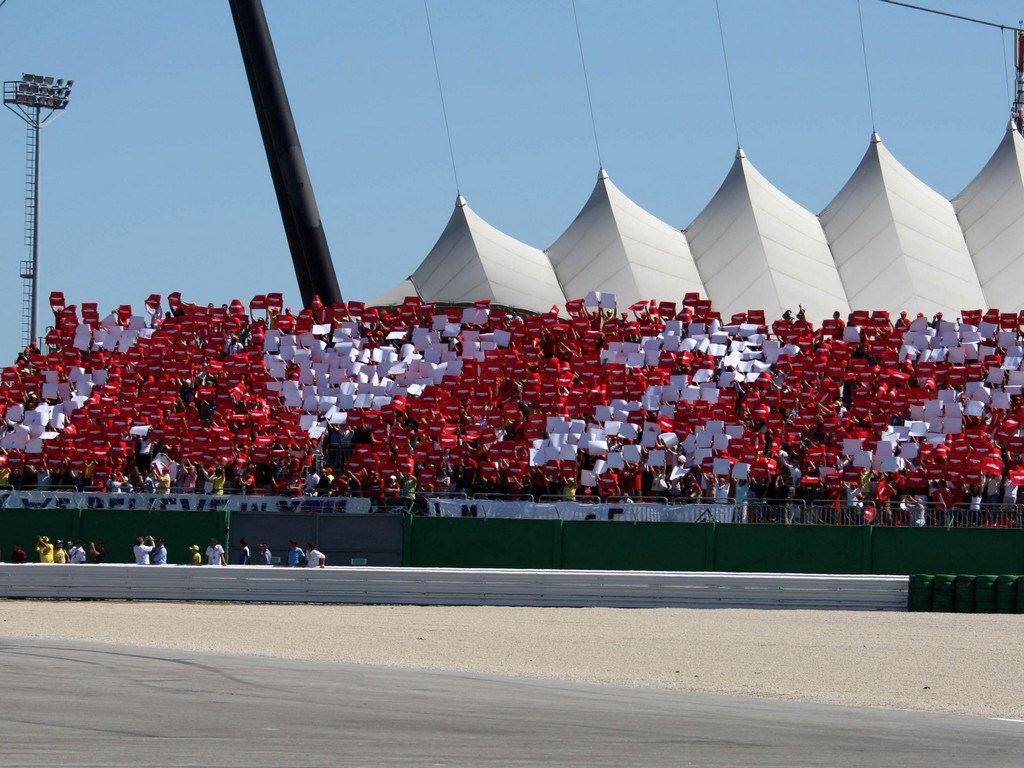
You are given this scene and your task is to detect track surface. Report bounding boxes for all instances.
[1,638,1020,767]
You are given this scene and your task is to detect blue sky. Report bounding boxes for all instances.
[0,0,1020,356]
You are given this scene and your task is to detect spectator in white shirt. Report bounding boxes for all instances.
[304,543,326,568]
[133,535,155,565]
[68,540,87,564]
[205,538,226,566]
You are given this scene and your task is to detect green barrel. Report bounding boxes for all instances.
[954,575,976,613]
[997,575,1019,614]
[908,574,934,612]
[973,575,998,614]
[932,574,957,612]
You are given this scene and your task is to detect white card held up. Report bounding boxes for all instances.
[641,422,661,448]
[646,450,666,467]
[622,444,642,463]
[618,423,639,440]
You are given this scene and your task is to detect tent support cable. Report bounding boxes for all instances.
[856,0,877,133]
[714,0,741,149]
[423,0,461,196]
[571,0,603,170]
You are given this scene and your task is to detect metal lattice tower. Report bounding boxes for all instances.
[4,73,73,349]
[20,122,37,345]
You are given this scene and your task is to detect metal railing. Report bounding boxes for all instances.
[0,489,1020,528]
[944,503,1023,529]
[734,498,806,524]
[471,492,535,502]
[803,500,942,527]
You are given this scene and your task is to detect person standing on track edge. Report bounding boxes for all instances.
[205,538,227,566]
[134,535,155,565]
[152,538,168,565]
[304,542,326,568]
[36,535,54,563]
[287,540,306,567]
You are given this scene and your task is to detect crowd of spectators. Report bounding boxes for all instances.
[0,290,1022,526]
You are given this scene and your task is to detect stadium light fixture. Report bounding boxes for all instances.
[4,72,73,349]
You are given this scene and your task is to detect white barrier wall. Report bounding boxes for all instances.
[0,565,909,611]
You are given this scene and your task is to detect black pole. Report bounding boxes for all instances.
[229,0,342,307]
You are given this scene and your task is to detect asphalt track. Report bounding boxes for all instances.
[1,638,1020,768]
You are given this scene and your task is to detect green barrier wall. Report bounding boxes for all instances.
[560,521,712,571]
[78,509,229,564]
[714,524,871,573]
[871,528,1024,575]
[8,508,1022,575]
[404,518,1024,575]
[1,508,229,565]
[404,517,561,568]
[0,508,80,562]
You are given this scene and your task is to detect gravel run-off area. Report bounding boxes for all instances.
[1,602,1022,719]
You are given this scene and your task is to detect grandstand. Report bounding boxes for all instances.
[0,287,1021,528]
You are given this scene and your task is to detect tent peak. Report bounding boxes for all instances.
[455,194,468,208]
[871,132,882,144]
[735,147,746,160]
[1008,120,1018,133]
[597,168,609,181]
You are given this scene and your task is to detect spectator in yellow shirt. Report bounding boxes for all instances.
[35,535,54,563]
[53,540,69,564]
[210,467,226,495]
[188,544,202,565]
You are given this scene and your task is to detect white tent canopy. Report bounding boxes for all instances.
[686,148,849,324]
[366,130,1024,322]
[820,133,985,318]
[368,278,417,308]
[953,123,1024,313]
[545,169,705,312]
[370,195,566,314]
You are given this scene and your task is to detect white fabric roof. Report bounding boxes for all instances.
[685,148,849,324]
[371,195,566,314]
[368,278,417,308]
[952,123,1024,313]
[364,133,1024,319]
[820,133,984,317]
[545,169,705,311]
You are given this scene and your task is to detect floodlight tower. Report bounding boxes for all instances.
[3,73,72,349]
